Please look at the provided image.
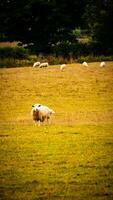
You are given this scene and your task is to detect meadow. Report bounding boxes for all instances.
[0,62,113,200]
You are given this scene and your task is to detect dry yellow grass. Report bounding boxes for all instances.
[0,62,113,124]
[0,62,113,200]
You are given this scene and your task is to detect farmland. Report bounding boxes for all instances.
[0,62,113,199]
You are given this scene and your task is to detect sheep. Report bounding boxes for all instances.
[60,64,66,71]
[100,61,106,67]
[33,61,40,68]
[82,61,88,67]
[39,62,49,68]
[31,104,55,125]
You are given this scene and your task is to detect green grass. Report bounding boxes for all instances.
[0,62,113,199]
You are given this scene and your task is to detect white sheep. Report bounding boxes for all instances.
[39,62,49,68]
[33,61,40,68]
[31,104,55,125]
[60,64,66,71]
[100,62,106,67]
[82,61,88,67]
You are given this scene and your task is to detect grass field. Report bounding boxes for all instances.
[0,62,113,200]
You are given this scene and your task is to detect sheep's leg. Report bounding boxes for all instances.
[46,116,51,125]
[33,120,38,126]
[33,120,41,126]
[36,120,42,126]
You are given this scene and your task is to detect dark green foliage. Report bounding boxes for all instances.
[83,0,113,54]
[0,0,113,55]
[0,0,85,53]
[0,47,29,59]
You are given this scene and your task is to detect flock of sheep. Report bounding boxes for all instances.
[82,61,106,67]
[33,61,106,70]
[33,62,49,68]
[31,61,106,125]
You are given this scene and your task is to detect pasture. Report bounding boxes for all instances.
[0,62,113,200]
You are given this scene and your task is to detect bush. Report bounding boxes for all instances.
[0,47,29,59]
[77,55,113,63]
[52,42,91,58]
[0,43,113,67]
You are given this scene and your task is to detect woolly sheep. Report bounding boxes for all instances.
[33,61,40,68]
[60,64,66,71]
[82,61,88,67]
[100,62,106,67]
[39,62,49,68]
[31,104,55,125]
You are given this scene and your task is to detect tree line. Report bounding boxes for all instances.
[0,0,113,56]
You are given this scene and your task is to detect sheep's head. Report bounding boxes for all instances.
[32,104,41,108]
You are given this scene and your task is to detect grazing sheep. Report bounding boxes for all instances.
[39,62,48,68]
[100,61,106,67]
[31,104,55,125]
[82,61,88,67]
[33,61,40,68]
[60,64,66,71]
